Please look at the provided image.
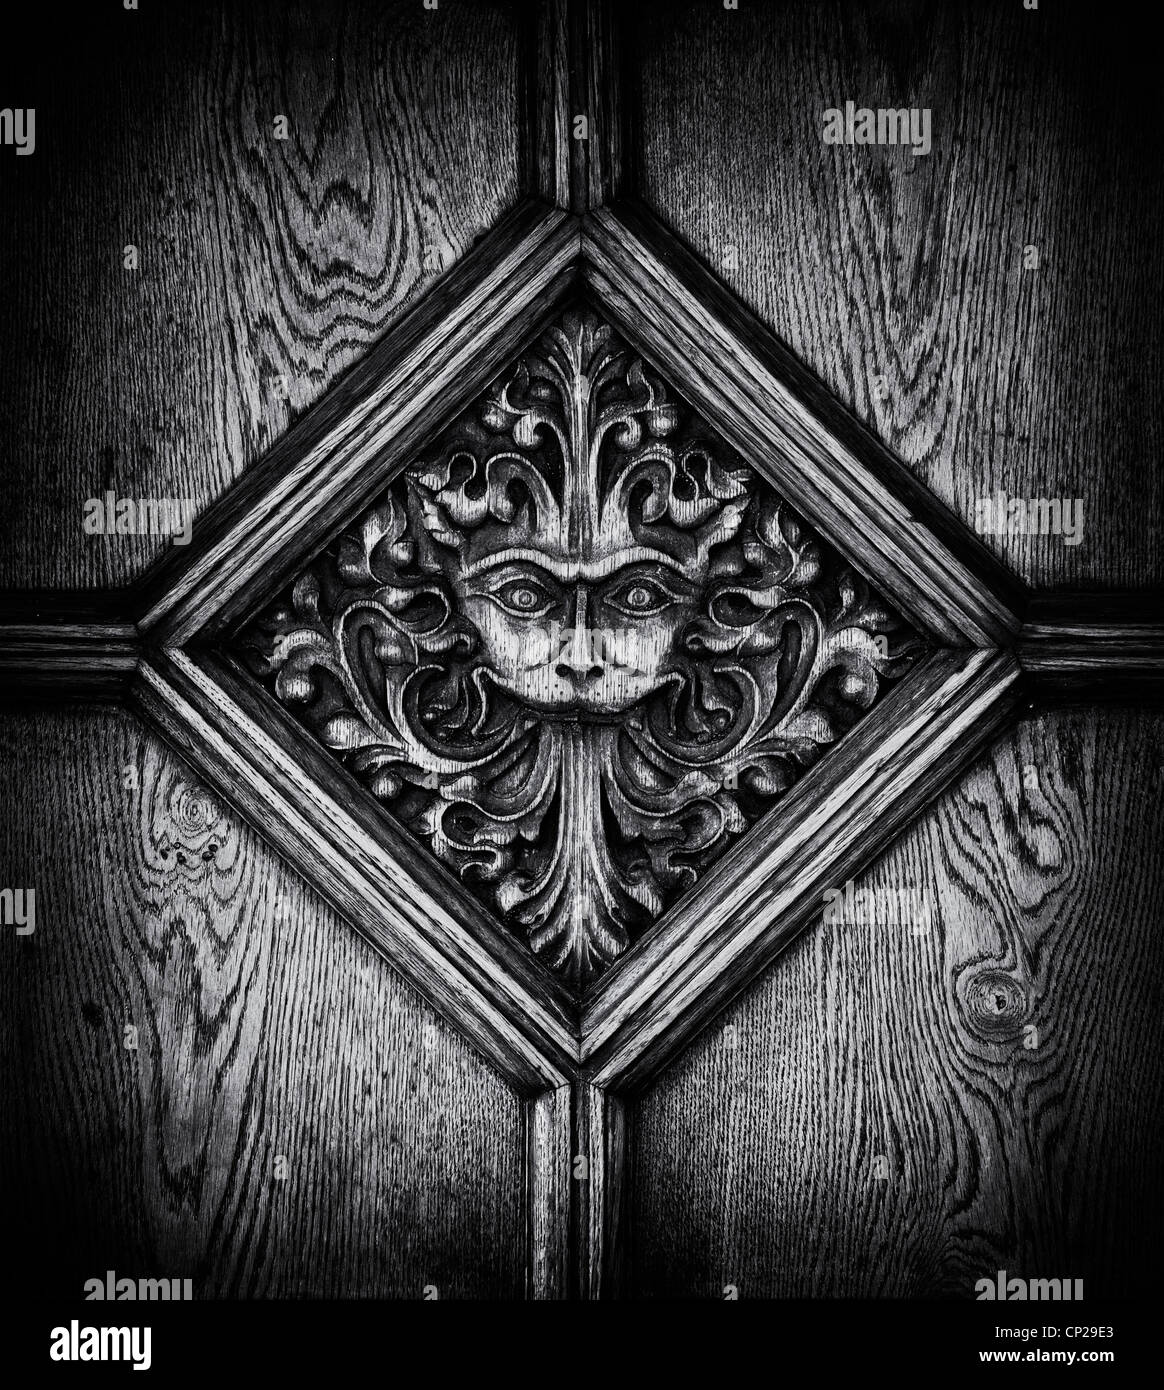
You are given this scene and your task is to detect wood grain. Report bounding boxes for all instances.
[584,650,1021,1088]
[0,593,138,699]
[0,0,525,590]
[4,0,1161,1306]
[533,0,571,207]
[138,203,578,646]
[583,206,1023,645]
[526,1086,571,1298]
[631,0,1164,589]
[133,649,577,1089]
[1018,592,1164,698]
[534,0,628,212]
[573,1083,627,1299]
[0,708,527,1298]
[627,706,1164,1297]
[572,0,628,211]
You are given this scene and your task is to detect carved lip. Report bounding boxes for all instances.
[509,705,643,726]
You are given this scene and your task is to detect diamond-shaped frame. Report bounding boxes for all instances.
[226,301,935,992]
[135,208,1021,1013]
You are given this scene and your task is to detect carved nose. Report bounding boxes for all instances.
[553,592,605,687]
[554,624,604,685]
[554,659,603,685]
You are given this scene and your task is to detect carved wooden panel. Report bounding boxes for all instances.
[231,308,923,986]
[2,0,1160,1319]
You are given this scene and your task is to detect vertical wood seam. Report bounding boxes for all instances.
[532,0,628,212]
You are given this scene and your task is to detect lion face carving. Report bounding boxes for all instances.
[237,309,922,987]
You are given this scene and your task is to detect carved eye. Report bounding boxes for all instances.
[494,578,555,617]
[604,576,673,617]
[469,563,563,619]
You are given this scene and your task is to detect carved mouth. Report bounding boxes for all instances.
[485,668,651,721]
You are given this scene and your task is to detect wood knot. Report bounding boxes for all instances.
[174,785,219,834]
[159,782,229,871]
[961,968,1027,1040]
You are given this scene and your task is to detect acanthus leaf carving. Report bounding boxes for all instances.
[234,309,924,988]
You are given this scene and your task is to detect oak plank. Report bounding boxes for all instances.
[1018,592,1164,697]
[631,0,1163,589]
[526,1087,571,1298]
[0,708,528,1297]
[628,706,1164,1296]
[0,0,524,589]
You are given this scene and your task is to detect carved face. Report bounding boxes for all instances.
[459,551,699,715]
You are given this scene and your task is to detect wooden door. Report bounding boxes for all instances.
[2,0,1160,1310]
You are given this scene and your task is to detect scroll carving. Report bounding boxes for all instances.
[235,310,922,986]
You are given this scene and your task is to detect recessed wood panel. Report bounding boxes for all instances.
[0,709,526,1298]
[0,0,525,589]
[629,707,1164,1297]
[632,0,1163,589]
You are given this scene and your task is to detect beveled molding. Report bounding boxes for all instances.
[1,0,1161,1303]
